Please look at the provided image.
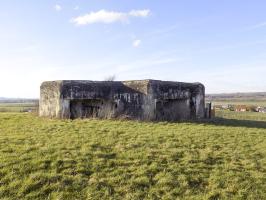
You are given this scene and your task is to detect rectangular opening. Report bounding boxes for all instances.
[70,99,103,119]
[156,99,191,121]
[69,99,118,119]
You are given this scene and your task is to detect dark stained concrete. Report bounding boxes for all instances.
[39,80,205,121]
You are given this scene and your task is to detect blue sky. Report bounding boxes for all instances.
[1,0,266,98]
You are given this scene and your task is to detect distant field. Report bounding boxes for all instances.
[0,111,265,199]
[215,110,266,121]
[206,92,266,107]
[0,103,38,112]
[212,100,266,106]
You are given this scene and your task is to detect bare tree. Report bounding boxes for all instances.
[104,75,116,81]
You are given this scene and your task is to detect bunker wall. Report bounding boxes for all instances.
[39,81,61,118]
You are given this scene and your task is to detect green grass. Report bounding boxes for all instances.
[0,112,266,199]
[215,110,266,121]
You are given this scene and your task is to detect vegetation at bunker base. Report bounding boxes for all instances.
[0,113,266,199]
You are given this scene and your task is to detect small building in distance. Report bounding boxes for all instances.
[234,105,248,112]
[256,106,266,113]
[39,80,206,121]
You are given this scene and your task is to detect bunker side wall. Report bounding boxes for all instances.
[194,84,205,119]
[39,81,62,118]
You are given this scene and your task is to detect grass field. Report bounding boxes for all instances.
[0,103,38,113]
[0,112,266,199]
[212,100,266,106]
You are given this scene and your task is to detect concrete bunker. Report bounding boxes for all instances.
[39,80,206,121]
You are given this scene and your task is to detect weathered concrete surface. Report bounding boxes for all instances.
[39,80,205,121]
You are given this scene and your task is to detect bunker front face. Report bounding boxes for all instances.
[39,80,205,121]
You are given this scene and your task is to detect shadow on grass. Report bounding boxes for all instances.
[195,117,266,129]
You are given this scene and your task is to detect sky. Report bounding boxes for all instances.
[1,0,266,98]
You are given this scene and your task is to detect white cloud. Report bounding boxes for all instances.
[132,39,141,47]
[71,9,151,26]
[54,4,62,11]
[244,22,266,31]
[71,10,127,25]
[129,9,150,17]
[250,22,266,29]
